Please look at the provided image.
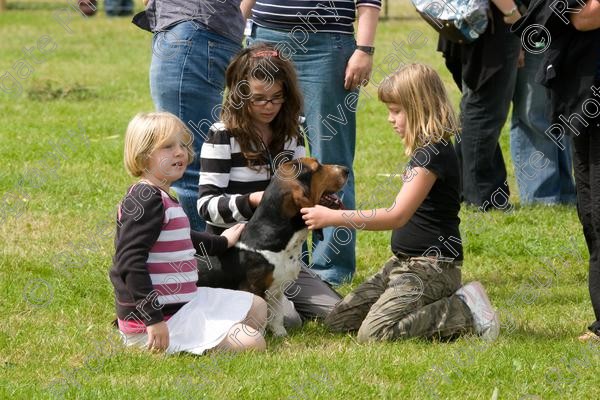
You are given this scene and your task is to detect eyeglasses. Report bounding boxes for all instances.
[250,96,286,106]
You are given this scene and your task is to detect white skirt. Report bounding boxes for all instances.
[122,287,254,355]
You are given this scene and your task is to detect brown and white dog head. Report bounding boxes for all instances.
[276,157,349,218]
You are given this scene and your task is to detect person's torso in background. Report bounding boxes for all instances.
[251,0,381,35]
[145,0,244,43]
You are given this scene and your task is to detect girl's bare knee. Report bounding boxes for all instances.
[245,295,268,331]
[218,323,266,352]
[246,327,267,351]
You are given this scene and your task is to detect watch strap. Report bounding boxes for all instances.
[356,45,375,55]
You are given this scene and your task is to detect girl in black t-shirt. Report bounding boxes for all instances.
[301,64,500,342]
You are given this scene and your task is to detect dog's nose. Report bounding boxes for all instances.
[339,166,349,177]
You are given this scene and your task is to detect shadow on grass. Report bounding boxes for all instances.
[27,79,98,101]
[8,2,76,10]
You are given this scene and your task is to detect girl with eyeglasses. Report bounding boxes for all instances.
[198,43,305,233]
[197,43,342,330]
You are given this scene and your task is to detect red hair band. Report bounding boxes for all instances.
[251,50,279,58]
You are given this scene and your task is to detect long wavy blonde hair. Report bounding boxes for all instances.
[378,64,459,156]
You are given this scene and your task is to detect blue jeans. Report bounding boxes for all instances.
[249,25,357,285]
[510,52,576,205]
[150,21,241,231]
[105,0,133,16]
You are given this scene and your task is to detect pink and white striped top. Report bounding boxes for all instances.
[117,189,198,334]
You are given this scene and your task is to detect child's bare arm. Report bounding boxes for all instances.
[301,167,436,231]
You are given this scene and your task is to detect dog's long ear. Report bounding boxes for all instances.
[281,183,312,217]
[293,185,313,208]
[309,187,327,207]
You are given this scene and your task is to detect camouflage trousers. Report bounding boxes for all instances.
[324,255,474,342]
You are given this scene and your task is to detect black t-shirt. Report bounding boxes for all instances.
[391,141,463,261]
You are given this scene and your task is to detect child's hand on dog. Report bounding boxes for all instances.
[221,223,246,247]
[249,191,264,207]
[301,205,333,230]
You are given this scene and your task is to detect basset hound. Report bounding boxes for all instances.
[197,157,348,336]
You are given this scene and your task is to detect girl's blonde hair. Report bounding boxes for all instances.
[124,112,194,177]
[378,63,459,156]
[221,43,303,169]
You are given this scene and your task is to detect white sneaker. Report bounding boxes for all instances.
[455,281,500,342]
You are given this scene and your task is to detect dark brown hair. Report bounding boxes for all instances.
[221,43,303,168]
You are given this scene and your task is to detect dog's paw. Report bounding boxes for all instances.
[269,325,288,337]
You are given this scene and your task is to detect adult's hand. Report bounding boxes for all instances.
[346,5,380,90]
[503,9,522,24]
[344,51,374,90]
[571,0,600,31]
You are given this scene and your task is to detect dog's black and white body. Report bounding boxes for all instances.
[197,158,348,336]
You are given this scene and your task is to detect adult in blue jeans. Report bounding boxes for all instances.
[510,49,576,205]
[144,0,245,231]
[241,0,381,286]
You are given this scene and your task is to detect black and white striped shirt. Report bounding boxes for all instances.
[251,0,382,35]
[198,123,306,231]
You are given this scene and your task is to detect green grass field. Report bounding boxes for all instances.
[1,2,599,399]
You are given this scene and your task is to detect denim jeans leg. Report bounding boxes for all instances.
[250,27,357,285]
[150,22,241,231]
[510,51,576,205]
[457,37,520,209]
[105,0,133,16]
